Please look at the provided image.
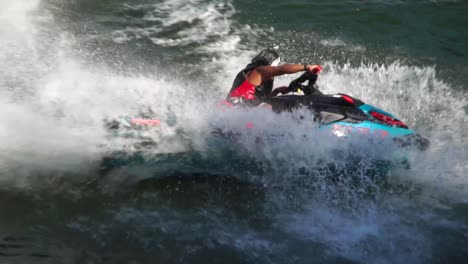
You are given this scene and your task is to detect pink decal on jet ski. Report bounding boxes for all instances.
[357,127,370,135]
[332,124,356,137]
[131,118,161,126]
[216,100,234,112]
[378,130,389,138]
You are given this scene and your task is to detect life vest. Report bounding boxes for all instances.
[227,63,273,104]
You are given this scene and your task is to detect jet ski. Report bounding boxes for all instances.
[209,71,431,182]
[101,72,429,176]
[104,71,430,153]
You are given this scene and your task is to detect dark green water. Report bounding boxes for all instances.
[0,0,467,263]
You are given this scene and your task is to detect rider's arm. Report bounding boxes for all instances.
[246,64,320,86]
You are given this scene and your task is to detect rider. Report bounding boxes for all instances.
[226,49,322,106]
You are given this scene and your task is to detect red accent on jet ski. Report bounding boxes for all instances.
[131,118,160,126]
[341,95,354,104]
[246,122,254,129]
[369,111,408,128]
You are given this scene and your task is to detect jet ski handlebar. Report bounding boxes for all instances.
[288,71,323,96]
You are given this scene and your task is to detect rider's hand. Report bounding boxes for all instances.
[305,65,323,74]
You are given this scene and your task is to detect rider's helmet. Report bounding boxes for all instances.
[251,49,281,67]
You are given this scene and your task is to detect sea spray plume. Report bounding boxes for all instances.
[208,106,394,188]
[0,0,48,97]
[0,0,216,189]
[319,61,468,201]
